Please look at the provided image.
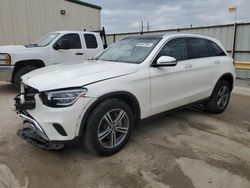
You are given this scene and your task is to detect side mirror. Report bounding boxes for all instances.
[53,39,69,50]
[154,56,177,67]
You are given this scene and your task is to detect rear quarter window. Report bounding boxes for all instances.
[207,40,226,56]
[84,34,98,49]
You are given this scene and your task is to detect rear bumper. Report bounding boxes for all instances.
[0,65,14,81]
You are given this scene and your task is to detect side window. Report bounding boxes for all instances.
[56,34,81,49]
[187,38,210,59]
[84,34,98,49]
[207,40,226,56]
[157,38,188,61]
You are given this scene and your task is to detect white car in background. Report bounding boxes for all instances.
[0,31,105,90]
[15,33,236,155]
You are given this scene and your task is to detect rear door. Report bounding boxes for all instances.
[83,33,102,60]
[150,38,195,115]
[186,38,225,102]
[50,33,86,64]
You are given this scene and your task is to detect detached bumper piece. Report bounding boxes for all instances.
[17,128,64,150]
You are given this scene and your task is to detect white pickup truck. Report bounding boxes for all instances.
[0,31,105,89]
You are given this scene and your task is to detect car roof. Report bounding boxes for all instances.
[125,33,225,52]
[128,33,217,42]
[164,33,217,41]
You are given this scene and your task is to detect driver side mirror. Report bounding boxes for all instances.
[153,56,177,67]
[53,39,70,50]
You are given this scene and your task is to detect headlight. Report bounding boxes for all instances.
[0,53,11,65]
[41,88,88,107]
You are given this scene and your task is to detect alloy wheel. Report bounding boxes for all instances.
[97,109,129,148]
[217,85,229,110]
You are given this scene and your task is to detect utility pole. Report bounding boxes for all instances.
[139,21,144,35]
[147,21,150,31]
[139,21,150,34]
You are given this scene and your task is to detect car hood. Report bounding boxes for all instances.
[22,60,140,91]
[0,45,27,53]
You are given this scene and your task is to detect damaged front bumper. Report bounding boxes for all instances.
[14,93,64,150]
[18,111,49,141]
[17,128,64,150]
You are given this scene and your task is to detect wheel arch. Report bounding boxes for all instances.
[12,59,45,81]
[215,73,234,91]
[79,91,141,137]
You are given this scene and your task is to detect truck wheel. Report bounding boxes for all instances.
[84,99,134,156]
[205,80,231,114]
[14,66,37,91]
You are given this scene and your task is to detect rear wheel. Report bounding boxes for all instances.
[205,80,231,113]
[14,66,37,91]
[84,99,134,156]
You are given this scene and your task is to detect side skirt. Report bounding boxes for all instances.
[139,97,210,123]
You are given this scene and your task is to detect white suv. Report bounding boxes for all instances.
[15,33,236,155]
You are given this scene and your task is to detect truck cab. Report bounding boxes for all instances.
[0,31,104,90]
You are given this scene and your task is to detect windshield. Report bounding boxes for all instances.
[97,37,161,64]
[28,33,59,47]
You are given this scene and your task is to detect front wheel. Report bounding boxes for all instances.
[13,66,37,91]
[205,80,231,114]
[84,99,134,156]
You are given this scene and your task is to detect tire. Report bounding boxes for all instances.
[84,99,135,156]
[14,66,37,91]
[205,80,231,114]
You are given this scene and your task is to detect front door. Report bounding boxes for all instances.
[49,33,85,65]
[150,38,195,115]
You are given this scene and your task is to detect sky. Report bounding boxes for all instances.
[85,0,250,34]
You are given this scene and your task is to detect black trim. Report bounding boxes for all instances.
[141,74,233,123]
[17,128,64,150]
[65,0,102,10]
[53,124,68,136]
[213,73,234,91]
[78,91,141,137]
[140,98,210,124]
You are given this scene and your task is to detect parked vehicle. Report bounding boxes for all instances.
[0,30,106,90]
[15,33,236,155]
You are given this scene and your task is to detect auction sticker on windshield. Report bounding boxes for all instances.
[136,43,154,47]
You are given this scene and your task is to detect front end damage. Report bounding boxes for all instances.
[14,84,64,150]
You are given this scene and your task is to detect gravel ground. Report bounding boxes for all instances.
[0,81,250,188]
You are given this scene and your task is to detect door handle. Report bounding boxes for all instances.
[184,64,193,69]
[214,60,220,64]
[75,52,84,55]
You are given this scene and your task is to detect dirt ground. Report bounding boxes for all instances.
[0,81,250,188]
